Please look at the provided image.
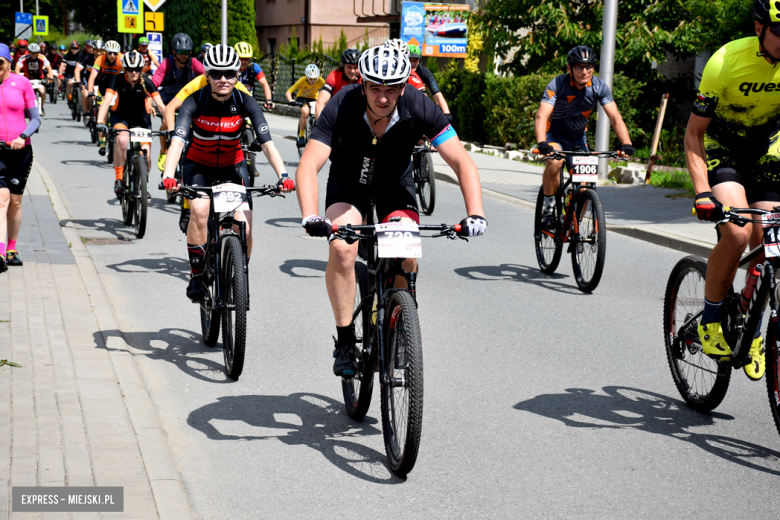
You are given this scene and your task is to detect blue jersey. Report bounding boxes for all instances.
[238,62,265,92]
[541,74,614,140]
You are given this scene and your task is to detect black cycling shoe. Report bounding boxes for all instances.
[540,206,557,228]
[297,137,306,148]
[98,145,106,156]
[333,338,357,379]
[0,255,7,273]
[114,180,124,195]
[186,275,207,302]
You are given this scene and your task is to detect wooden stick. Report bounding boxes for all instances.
[645,93,670,183]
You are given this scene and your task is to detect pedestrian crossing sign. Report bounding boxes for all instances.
[32,16,48,35]
[117,0,143,33]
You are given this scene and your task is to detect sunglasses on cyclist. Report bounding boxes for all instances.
[209,70,237,80]
[126,67,142,73]
[107,52,118,56]
[175,49,191,55]
[770,24,780,38]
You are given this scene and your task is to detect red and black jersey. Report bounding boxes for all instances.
[19,55,47,80]
[321,69,360,96]
[173,85,273,168]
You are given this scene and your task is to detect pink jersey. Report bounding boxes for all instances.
[0,73,36,144]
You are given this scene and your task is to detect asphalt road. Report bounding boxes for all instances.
[33,101,780,519]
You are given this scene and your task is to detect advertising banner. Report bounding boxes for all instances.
[401,2,470,58]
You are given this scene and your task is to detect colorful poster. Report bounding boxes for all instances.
[401,2,470,58]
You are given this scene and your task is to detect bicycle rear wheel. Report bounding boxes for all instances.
[121,162,135,225]
[765,297,780,436]
[417,152,436,216]
[664,256,731,412]
[134,156,148,238]
[381,290,423,477]
[342,262,376,420]
[200,246,221,346]
[221,235,248,380]
[533,186,562,274]
[571,189,607,292]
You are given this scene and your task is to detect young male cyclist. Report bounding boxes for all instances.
[296,45,487,378]
[95,51,165,196]
[285,63,325,147]
[683,0,780,380]
[234,41,274,109]
[161,45,293,301]
[14,43,53,116]
[136,36,160,74]
[408,44,453,124]
[534,45,634,229]
[60,41,81,104]
[314,48,361,120]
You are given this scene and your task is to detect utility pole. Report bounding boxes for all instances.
[221,0,227,46]
[595,0,617,181]
[35,0,39,43]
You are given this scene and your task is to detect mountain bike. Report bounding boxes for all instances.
[664,207,780,435]
[289,99,317,158]
[331,214,468,476]
[86,93,103,144]
[68,81,81,121]
[413,138,437,216]
[160,181,288,379]
[29,80,44,114]
[47,79,57,104]
[533,150,616,292]
[109,128,166,238]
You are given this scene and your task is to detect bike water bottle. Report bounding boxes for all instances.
[739,264,762,313]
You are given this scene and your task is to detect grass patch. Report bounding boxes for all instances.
[648,170,694,198]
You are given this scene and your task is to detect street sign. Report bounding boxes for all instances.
[33,16,48,36]
[143,0,166,11]
[144,12,163,32]
[14,12,32,40]
[146,32,163,71]
[117,0,144,33]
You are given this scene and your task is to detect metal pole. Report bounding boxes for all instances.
[35,0,39,43]
[596,0,618,181]
[221,0,228,46]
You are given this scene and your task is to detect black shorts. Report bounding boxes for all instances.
[109,114,151,130]
[0,146,33,195]
[182,159,253,210]
[325,173,419,222]
[705,136,780,204]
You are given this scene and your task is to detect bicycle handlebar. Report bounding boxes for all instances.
[531,149,621,159]
[157,182,285,199]
[108,128,168,137]
[693,206,780,226]
[332,223,467,239]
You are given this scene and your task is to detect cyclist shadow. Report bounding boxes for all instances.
[60,218,135,240]
[52,140,100,147]
[453,263,583,295]
[265,217,301,228]
[61,159,113,168]
[97,327,233,384]
[105,256,190,282]
[515,386,780,476]
[279,259,327,278]
[187,392,404,484]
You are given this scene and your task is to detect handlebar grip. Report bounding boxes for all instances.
[531,148,539,154]
[332,224,339,233]
[455,225,462,233]
[158,182,165,190]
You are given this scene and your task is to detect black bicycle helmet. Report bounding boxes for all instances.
[172,33,193,52]
[340,48,360,65]
[755,0,780,24]
[567,45,597,66]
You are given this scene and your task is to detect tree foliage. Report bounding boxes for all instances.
[200,0,258,53]
[159,0,201,54]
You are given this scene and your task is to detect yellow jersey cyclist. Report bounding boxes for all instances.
[296,45,486,378]
[684,0,780,380]
[161,45,293,301]
[534,45,634,228]
[285,63,325,147]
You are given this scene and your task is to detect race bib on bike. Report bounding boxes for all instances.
[376,221,422,258]
[129,127,152,143]
[762,212,780,258]
[213,183,249,213]
[571,156,598,184]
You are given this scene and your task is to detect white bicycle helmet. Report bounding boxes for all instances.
[384,38,409,58]
[204,44,240,71]
[104,40,121,53]
[359,45,411,86]
[122,51,144,69]
[28,42,40,53]
[305,63,320,79]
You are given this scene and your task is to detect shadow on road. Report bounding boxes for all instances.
[60,217,135,240]
[454,263,583,295]
[188,392,403,484]
[52,140,100,148]
[279,259,327,278]
[265,217,301,228]
[106,256,190,281]
[61,159,113,168]
[515,386,780,476]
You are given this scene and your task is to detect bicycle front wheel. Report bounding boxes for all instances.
[342,262,376,420]
[533,186,562,274]
[134,156,148,238]
[664,255,731,412]
[381,290,423,477]
[571,189,607,292]
[221,235,248,380]
[121,163,135,226]
[418,152,436,216]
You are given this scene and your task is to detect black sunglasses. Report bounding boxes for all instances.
[209,70,237,80]
[126,67,142,73]
[176,49,191,55]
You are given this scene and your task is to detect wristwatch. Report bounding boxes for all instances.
[19,133,29,140]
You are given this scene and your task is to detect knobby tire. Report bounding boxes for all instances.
[533,186,562,274]
[221,236,248,380]
[571,189,607,292]
[134,156,148,238]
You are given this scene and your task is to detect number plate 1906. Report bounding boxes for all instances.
[571,155,598,184]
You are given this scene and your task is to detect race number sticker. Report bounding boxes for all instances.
[571,156,598,184]
[376,221,422,259]
[213,183,249,213]
[129,127,153,143]
[763,212,780,258]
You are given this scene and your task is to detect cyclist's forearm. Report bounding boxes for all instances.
[259,141,286,178]
[433,93,450,114]
[97,99,110,124]
[296,165,319,217]
[685,131,710,194]
[534,114,548,143]
[163,138,184,178]
[440,140,484,216]
[608,113,632,145]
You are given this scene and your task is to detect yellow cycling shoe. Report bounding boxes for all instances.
[744,337,766,381]
[157,153,167,171]
[698,322,732,360]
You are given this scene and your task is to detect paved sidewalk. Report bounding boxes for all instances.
[0,162,193,519]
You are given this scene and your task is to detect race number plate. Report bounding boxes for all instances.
[129,127,153,143]
[213,183,249,213]
[763,212,780,258]
[376,221,422,258]
[571,156,598,183]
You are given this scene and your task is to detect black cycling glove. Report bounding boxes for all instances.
[445,113,454,125]
[458,216,487,237]
[694,191,725,222]
[619,143,636,156]
[536,141,554,155]
[302,215,333,237]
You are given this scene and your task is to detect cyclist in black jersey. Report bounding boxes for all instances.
[60,41,82,104]
[296,45,487,378]
[162,45,294,301]
[408,44,453,124]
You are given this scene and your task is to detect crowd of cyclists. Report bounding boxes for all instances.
[1,0,778,433]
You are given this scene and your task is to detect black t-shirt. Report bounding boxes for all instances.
[63,50,81,73]
[415,65,441,96]
[310,84,451,186]
[77,51,94,77]
[106,74,158,120]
